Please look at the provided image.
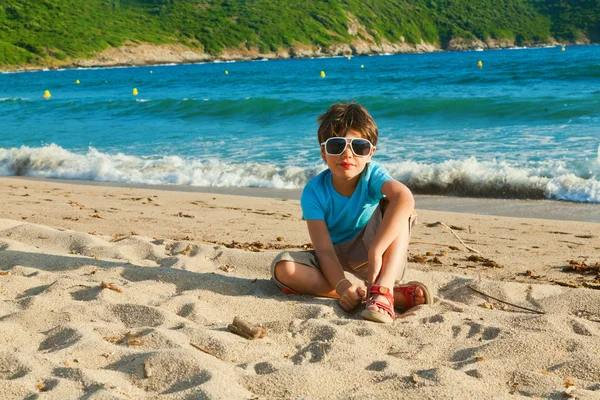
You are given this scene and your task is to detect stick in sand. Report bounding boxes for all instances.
[467,285,545,314]
[189,342,220,358]
[437,221,480,253]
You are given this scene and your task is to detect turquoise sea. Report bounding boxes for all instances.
[0,45,599,203]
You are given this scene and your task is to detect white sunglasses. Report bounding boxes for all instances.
[320,137,373,157]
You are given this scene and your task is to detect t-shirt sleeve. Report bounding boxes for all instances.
[369,162,394,198]
[301,183,325,220]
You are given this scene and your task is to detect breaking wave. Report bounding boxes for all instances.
[1,144,599,203]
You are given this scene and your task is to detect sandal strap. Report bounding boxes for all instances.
[367,285,394,302]
[393,284,421,309]
[366,286,395,320]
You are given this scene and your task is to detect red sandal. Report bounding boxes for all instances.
[393,281,433,312]
[361,286,395,323]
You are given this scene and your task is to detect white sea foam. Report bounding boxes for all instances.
[0,145,598,203]
[386,156,600,203]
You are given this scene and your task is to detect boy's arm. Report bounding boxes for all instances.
[306,220,365,311]
[367,179,415,286]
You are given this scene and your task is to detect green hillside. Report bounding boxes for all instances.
[0,0,597,67]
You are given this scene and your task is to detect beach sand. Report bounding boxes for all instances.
[0,177,599,399]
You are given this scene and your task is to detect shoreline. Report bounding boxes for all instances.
[4,176,599,223]
[1,41,588,74]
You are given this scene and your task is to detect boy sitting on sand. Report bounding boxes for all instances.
[271,102,432,323]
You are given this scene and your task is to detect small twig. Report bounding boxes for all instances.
[67,284,95,289]
[110,235,133,243]
[410,241,462,249]
[468,285,545,314]
[438,222,480,253]
[190,342,219,358]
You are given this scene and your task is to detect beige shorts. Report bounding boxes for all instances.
[270,200,417,293]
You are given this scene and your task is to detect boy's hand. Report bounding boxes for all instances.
[337,281,366,312]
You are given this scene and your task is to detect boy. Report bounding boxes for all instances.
[271,102,432,323]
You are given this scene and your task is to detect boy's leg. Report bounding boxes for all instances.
[273,260,338,298]
[357,204,425,314]
[270,251,338,298]
[375,226,426,310]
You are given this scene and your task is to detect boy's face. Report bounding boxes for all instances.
[321,130,376,182]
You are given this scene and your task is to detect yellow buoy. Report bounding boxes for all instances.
[477,60,483,68]
[132,88,138,96]
[561,47,565,51]
[320,70,326,78]
[75,80,80,85]
[347,56,351,60]
[225,70,229,75]
[361,64,364,69]
[43,90,51,99]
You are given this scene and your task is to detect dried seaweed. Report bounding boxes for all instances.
[218,240,313,252]
[100,281,123,293]
[465,255,504,268]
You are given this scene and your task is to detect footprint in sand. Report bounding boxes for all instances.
[111,304,166,328]
[0,352,31,379]
[291,304,331,319]
[291,341,332,364]
[106,352,211,393]
[353,326,375,337]
[570,319,594,336]
[366,360,388,371]
[254,361,277,375]
[290,321,338,365]
[70,286,103,301]
[176,303,209,325]
[451,322,501,340]
[38,326,82,352]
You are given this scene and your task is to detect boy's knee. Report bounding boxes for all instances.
[273,260,295,283]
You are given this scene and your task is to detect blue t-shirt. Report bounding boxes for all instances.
[301,162,393,244]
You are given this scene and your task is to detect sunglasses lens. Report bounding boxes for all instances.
[325,138,348,155]
[351,139,371,156]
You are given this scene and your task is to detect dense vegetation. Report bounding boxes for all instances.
[0,0,597,66]
[530,0,600,42]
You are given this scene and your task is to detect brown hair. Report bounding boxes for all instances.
[317,102,378,145]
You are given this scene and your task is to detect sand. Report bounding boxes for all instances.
[0,176,599,399]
